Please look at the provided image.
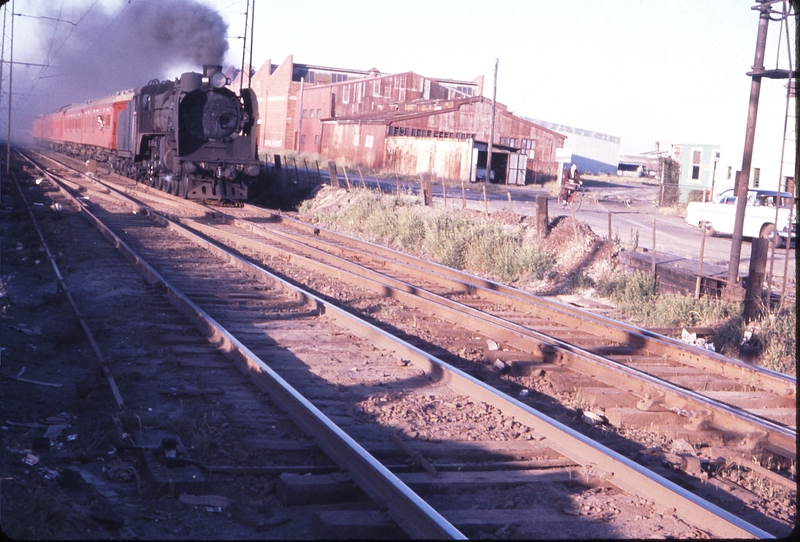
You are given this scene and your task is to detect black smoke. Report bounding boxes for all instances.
[13,0,231,142]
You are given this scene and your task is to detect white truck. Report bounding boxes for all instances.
[685,189,796,247]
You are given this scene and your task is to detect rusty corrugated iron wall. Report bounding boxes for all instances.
[247,55,563,183]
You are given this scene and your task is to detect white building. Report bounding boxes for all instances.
[525,119,620,175]
[711,79,796,198]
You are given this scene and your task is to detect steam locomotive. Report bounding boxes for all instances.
[33,65,260,200]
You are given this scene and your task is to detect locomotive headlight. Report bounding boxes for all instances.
[210,72,228,89]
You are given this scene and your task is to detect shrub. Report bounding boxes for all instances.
[751,308,796,375]
[598,271,657,320]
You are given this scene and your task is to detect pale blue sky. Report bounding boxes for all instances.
[6,0,795,155]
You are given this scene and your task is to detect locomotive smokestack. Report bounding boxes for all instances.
[204,65,224,78]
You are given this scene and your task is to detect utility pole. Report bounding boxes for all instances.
[296,77,304,153]
[485,58,498,183]
[0,3,6,185]
[726,0,791,292]
[5,0,13,177]
[239,0,255,92]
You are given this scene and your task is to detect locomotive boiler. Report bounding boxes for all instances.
[33,65,260,200]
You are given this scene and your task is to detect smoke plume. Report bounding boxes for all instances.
[13,0,231,142]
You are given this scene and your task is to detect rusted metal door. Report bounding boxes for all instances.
[508,153,526,185]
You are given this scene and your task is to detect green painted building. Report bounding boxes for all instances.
[672,143,721,202]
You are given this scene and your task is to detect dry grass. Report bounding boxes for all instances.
[298,185,796,375]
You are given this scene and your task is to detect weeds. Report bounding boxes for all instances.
[302,187,795,375]
[598,270,795,374]
[597,271,656,319]
[598,270,741,328]
[747,308,796,374]
[312,190,555,282]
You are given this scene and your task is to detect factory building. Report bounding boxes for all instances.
[527,119,620,175]
[235,55,565,184]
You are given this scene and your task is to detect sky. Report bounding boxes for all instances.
[1,0,795,156]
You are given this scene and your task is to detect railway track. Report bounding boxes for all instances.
[12,148,795,537]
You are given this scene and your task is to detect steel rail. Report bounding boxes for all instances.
[9,171,126,411]
[149,211,774,539]
[21,152,780,537]
[251,209,796,398]
[27,156,796,456]
[20,151,466,540]
[170,211,796,459]
[28,151,797,399]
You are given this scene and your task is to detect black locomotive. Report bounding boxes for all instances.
[34,65,260,200]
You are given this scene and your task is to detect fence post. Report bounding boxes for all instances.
[694,227,707,300]
[570,201,578,240]
[651,218,657,280]
[420,173,432,206]
[343,167,352,191]
[358,167,366,189]
[744,239,769,322]
[292,157,300,183]
[535,194,548,239]
[327,161,339,188]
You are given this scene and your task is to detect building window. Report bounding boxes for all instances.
[365,135,374,148]
[752,167,760,188]
[309,109,315,119]
[727,166,732,180]
[302,109,308,119]
[342,85,350,103]
[373,79,381,97]
[352,132,359,146]
[300,135,306,144]
[314,135,320,145]
[317,109,322,118]
[691,149,702,180]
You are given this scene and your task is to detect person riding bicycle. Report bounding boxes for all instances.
[559,163,582,207]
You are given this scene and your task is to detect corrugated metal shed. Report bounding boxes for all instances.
[318,96,565,183]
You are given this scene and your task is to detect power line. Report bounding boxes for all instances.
[14,13,76,26]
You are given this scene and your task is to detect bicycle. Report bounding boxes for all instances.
[558,183,585,211]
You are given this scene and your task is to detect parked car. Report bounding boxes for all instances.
[685,189,796,247]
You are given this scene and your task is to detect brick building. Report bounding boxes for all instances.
[236,55,564,184]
